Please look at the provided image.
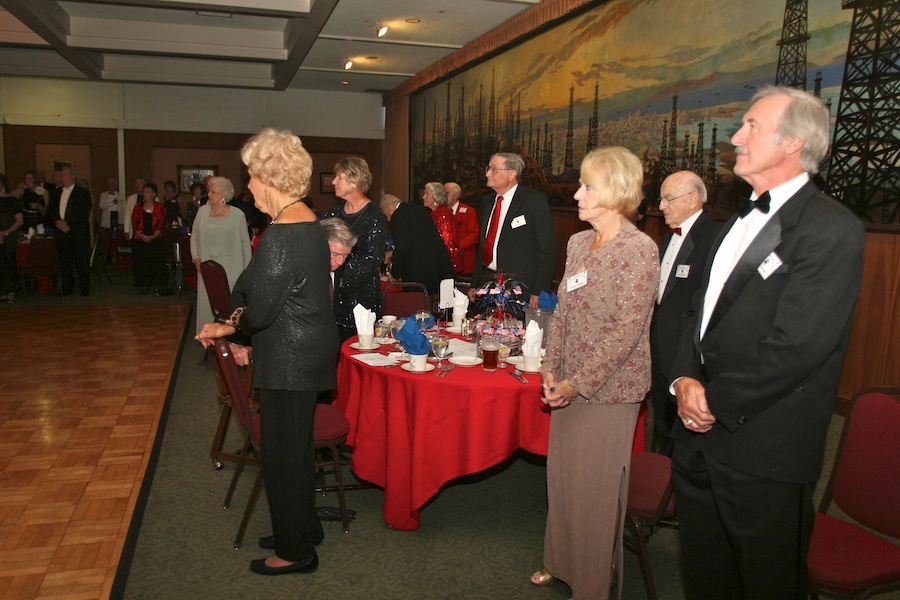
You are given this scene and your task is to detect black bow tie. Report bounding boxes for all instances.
[738,192,771,218]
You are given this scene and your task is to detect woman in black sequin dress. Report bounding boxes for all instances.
[196,128,339,577]
[323,157,387,340]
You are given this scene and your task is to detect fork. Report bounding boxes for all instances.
[509,368,529,384]
[440,363,455,378]
[434,363,449,378]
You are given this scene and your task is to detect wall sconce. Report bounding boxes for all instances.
[376,23,388,38]
[344,60,353,70]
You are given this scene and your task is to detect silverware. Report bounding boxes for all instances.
[440,363,455,378]
[509,369,529,384]
[434,363,446,378]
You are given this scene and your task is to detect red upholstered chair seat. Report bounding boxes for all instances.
[627,452,676,519]
[315,404,350,441]
[808,513,900,594]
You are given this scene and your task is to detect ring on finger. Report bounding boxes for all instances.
[684,418,694,426]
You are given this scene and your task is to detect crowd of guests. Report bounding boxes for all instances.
[5,86,865,600]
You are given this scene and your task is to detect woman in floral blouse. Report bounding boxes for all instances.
[533,147,659,600]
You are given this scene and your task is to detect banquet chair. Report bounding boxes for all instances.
[212,338,352,549]
[178,235,197,295]
[90,229,113,285]
[808,387,900,600]
[114,225,132,270]
[17,236,61,297]
[624,451,676,600]
[200,260,232,323]
[382,281,429,317]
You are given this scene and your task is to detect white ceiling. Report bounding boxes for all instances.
[0,0,540,94]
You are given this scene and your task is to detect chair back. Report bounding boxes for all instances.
[627,451,676,521]
[200,260,232,323]
[23,237,59,275]
[95,228,111,261]
[825,388,900,537]
[383,281,429,317]
[212,338,259,450]
[179,236,195,275]
[115,225,131,252]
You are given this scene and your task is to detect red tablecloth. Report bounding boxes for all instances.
[16,243,52,295]
[333,337,647,530]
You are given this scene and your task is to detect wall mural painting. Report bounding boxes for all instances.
[410,0,881,222]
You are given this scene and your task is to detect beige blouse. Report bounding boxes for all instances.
[543,220,659,404]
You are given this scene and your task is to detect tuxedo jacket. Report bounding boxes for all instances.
[453,201,479,274]
[390,202,454,295]
[651,212,721,381]
[671,181,865,484]
[471,186,555,296]
[45,185,93,243]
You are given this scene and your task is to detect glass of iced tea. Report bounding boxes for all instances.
[481,335,500,372]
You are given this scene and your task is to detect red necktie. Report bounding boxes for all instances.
[481,195,503,268]
[669,227,682,236]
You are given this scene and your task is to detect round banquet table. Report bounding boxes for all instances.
[333,336,647,530]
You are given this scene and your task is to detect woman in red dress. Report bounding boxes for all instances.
[423,182,462,273]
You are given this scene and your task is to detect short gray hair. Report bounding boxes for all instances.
[425,182,448,205]
[320,217,358,248]
[207,176,234,202]
[379,193,402,209]
[751,85,831,174]
[492,153,524,180]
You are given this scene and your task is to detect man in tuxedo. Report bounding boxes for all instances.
[650,171,721,456]
[46,166,93,296]
[469,153,555,306]
[444,182,479,275]
[379,194,454,295]
[670,86,866,598]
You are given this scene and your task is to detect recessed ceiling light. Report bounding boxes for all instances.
[366,56,377,61]
[344,60,353,70]
[377,23,388,37]
[406,18,420,24]
[341,81,350,85]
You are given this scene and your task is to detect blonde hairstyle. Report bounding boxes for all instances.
[580,147,644,214]
[334,156,372,193]
[241,128,312,198]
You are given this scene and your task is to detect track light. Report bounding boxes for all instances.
[344,60,353,70]
[376,23,388,38]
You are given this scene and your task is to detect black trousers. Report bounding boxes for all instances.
[650,360,677,456]
[672,441,814,599]
[258,388,322,562]
[57,234,90,295]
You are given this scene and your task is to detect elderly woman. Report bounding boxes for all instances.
[190,176,252,334]
[323,157,388,340]
[130,182,169,294]
[196,128,339,576]
[422,181,462,273]
[533,147,658,599]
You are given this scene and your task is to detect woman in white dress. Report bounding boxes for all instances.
[191,176,252,334]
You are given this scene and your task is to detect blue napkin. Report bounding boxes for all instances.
[538,291,558,310]
[395,318,430,355]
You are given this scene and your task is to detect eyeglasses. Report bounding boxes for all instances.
[485,165,513,174]
[658,192,692,205]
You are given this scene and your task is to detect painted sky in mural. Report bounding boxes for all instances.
[412,0,853,178]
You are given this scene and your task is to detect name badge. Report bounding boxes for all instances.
[675,264,691,278]
[757,252,783,280]
[459,206,468,213]
[566,270,587,292]
[511,215,526,229]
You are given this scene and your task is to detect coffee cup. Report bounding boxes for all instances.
[452,310,464,328]
[357,333,375,348]
[523,354,541,372]
[408,354,428,371]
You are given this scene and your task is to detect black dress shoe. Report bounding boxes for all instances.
[249,553,318,576]
[258,531,324,550]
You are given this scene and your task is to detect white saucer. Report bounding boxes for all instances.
[401,363,436,373]
[506,355,524,366]
[449,356,481,367]
[445,325,462,334]
[374,336,393,345]
[349,341,380,351]
[520,366,541,373]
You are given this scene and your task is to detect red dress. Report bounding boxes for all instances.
[431,205,462,273]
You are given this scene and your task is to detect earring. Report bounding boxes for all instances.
[220,199,226,206]
[352,184,357,189]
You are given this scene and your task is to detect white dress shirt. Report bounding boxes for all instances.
[658,209,703,304]
[59,185,74,221]
[484,183,518,271]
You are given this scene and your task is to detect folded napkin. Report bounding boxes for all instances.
[452,288,469,315]
[439,279,455,309]
[522,320,544,356]
[538,291,558,311]
[353,303,376,335]
[395,318,430,355]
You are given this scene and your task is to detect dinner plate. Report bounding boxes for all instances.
[506,355,524,366]
[445,325,462,334]
[520,366,542,373]
[349,341,381,351]
[449,356,481,367]
[374,336,393,345]
[401,363,436,373]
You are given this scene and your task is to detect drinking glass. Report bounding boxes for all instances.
[481,334,500,372]
[498,341,511,368]
[430,335,450,367]
[415,310,431,332]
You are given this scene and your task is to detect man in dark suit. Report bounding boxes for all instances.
[379,194,454,295]
[670,86,866,598]
[46,165,93,296]
[444,182,479,275]
[469,153,555,306]
[650,170,721,457]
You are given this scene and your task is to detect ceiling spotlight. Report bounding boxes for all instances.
[376,23,388,38]
[406,18,420,24]
[344,60,353,70]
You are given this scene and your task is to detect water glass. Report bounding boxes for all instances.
[415,310,431,332]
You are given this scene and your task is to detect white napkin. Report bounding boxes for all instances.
[447,338,477,358]
[350,353,397,367]
[452,288,469,315]
[523,320,543,356]
[353,303,376,335]
[439,278,455,309]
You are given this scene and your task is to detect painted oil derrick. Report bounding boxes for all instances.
[828,0,899,223]
[664,95,679,176]
[775,0,811,90]
[706,124,719,185]
[565,84,575,171]
[587,82,599,151]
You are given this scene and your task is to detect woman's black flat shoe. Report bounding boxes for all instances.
[249,553,318,576]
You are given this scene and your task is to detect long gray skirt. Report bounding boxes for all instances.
[543,401,640,600]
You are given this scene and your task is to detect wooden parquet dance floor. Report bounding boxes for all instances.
[0,305,189,600]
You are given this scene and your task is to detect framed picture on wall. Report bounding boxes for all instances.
[178,165,217,193]
[320,172,335,194]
